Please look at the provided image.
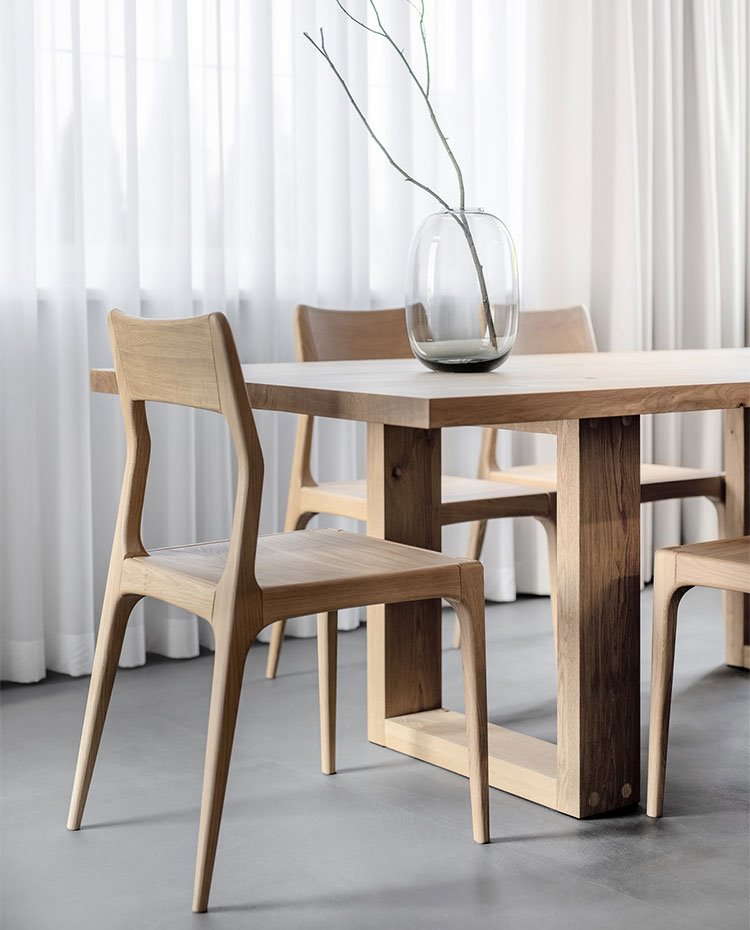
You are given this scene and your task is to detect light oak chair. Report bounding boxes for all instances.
[452,306,726,646]
[647,535,750,817]
[473,305,725,519]
[67,310,489,913]
[265,305,557,678]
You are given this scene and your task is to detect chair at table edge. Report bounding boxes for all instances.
[265,304,557,678]
[473,305,726,521]
[646,536,750,818]
[67,309,489,915]
[455,305,727,646]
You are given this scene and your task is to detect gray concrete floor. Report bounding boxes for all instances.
[1,586,748,930]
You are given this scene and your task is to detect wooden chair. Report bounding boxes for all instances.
[67,310,489,913]
[473,305,725,515]
[647,536,750,817]
[265,305,557,678]
[452,306,726,646]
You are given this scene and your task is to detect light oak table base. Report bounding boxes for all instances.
[367,416,641,818]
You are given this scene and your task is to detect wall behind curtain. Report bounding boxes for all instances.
[1,0,746,682]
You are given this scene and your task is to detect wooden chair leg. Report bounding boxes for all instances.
[192,624,251,913]
[317,611,338,775]
[711,496,726,539]
[449,565,490,845]
[265,618,287,680]
[67,590,141,831]
[453,520,488,649]
[647,553,687,819]
[265,511,316,679]
[535,515,558,652]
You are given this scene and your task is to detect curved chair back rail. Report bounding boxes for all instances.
[296,305,413,362]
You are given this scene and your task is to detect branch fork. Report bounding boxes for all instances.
[305,2,498,349]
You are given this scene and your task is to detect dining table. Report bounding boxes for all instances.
[92,347,750,819]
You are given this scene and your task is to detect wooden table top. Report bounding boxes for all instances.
[91,348,750,429]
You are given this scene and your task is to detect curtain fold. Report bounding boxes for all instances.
[1,0,746,682]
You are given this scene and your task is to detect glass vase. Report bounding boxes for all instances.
[405,208,519,372]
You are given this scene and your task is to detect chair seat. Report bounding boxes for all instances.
[661,535,750,593]
[299,474,553,525]
[489,462,724,503]
[121,528,470,623]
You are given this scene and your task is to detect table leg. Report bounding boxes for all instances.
[366,424,443,744]
[724,408,750,669]
[556,416,641,817]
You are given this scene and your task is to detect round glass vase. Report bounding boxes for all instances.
[405,208,519,372]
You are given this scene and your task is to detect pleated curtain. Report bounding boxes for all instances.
[1,0,746,682]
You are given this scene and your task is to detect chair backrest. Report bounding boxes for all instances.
[514,305,597,355]
[295,305,412,362]
[108,310,263,592]
[295,304,596,360]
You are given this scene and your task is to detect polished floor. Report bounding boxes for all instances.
[1,586,748,930]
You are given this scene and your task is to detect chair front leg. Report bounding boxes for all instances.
[317,611,338,775]
[647,556,688,819]
[193,622,251,913]
[68,589,141,831]
[449,563,490,845]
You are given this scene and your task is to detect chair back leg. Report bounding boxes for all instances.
[265,511,317,679]
[317,611,338,775]
[68,591,141,831]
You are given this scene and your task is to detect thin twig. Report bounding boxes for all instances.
[334,0,381,36]
[415,0,430,98]
[368,0,463,208]
[304,30,451,213]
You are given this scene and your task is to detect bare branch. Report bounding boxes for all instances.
[368,0,461,207]
[305,6,498,349]
[303,30,451,213]
[412,0,430,97]
[334,0,382,36]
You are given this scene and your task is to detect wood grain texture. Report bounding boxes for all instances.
[447,561,490,843]
[647,537,750,817]
[646,548,685,819]
[317,611,338,776]
[296,305,412,362]
[76,310,490,914]
[556,416,642,817]
[366,423,443,744]
[469,307,724,656]
[384,709,557,810]
[518,305,598,354]
[723,408,750,668]
[91,349,750,429]
[486,462,724,502]
[88,324,749,826]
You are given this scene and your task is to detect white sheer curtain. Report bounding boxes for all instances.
[1,0,746,682]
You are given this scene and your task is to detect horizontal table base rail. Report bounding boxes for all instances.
[383,708,558,812]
